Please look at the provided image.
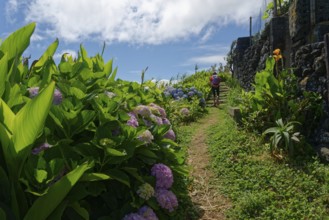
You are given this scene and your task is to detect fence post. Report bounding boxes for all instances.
[324,34,329,103]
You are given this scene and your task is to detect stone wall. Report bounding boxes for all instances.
[230,0,329,160]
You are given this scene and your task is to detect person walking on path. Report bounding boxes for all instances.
[209,72,221,107]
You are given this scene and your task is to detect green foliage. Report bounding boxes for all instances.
[0,23,194,220]
[263,118,301,156]
[208,110,329,219]
[238,57,323,146]
[262,0,292,19]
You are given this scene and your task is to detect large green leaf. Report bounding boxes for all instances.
[12,81,55,155]
[33,39,59,71]
[23,162,91,220]
[70,202,89,220]
[80,173,111,182]
[105,169,130,187]
[0,98,15,132]
[0,23,35,66]
[0,54,8,98]
[109,66,118,82]
[104,59,113,78]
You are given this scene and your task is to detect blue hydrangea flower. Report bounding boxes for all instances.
[151,163,173,189]
[188,91,195,97]
[155,189,178,212]
[138,206,158,220]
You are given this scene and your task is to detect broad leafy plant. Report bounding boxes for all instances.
[263,118,301,156]
[0,23,192,220]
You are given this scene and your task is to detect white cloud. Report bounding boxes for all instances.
[5,0,18,23]
[12,0,263,44]
[188,54,226,65]
[53,50,78,60]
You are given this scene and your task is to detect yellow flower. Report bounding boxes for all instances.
[273,48,281,56]
[273,54,282,61]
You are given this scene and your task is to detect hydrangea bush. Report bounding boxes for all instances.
[0,23,189,220]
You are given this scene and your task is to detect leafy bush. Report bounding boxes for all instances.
[238,57,323,146]
[0,23,194,220]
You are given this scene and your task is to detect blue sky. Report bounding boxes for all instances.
[0,0,265,82]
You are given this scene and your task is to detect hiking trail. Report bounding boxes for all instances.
[187,107,231,220]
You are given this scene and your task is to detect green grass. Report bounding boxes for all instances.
[207,109,329,219]
[170,121,207,220]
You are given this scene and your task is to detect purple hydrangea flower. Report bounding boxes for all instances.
[32,142,52,155]
[28,87,40,98]
[150,115,163,125]
[151,163,173,189]
[180,108,190,116]
[142,118,153,127]
[138,206,158,220]
[155,189,178,212]
[28,87,63,105]
[164,129,176,141]
[162,118,171,125]
[149,103,167,118]
[122,213,146,220]
[127,112,139,127]
[135,105,152,117]
[138,130,154,144]
[53,88,63,105]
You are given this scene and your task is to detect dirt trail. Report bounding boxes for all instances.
[188,107,231,220]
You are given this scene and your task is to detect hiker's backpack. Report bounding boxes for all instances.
[211,75,220,87]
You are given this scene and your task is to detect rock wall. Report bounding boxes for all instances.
[230,0,329,160]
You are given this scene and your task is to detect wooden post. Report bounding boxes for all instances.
[324,34,329,103]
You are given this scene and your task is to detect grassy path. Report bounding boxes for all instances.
[177,105,329,219]
[185,107,231,219]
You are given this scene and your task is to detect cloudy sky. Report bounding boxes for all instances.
[0,0,265,82]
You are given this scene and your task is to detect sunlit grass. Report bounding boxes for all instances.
[207,109,329,219]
